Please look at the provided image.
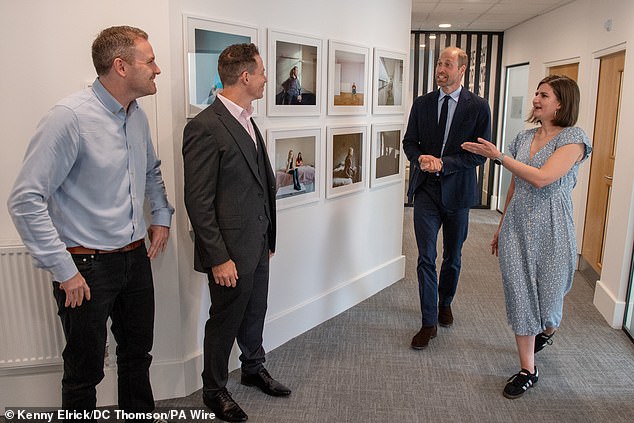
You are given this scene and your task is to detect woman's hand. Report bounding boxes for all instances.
[461,137,500,160]
[491,228,500,257]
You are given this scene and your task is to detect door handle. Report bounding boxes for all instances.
[604,175,613,181]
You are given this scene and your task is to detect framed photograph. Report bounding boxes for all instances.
[267,128,322,210]
[327,40,370,115]
[326,125,368,199]
[183,15,258,118]
[370,123,404,188]
[372,49,406,114]
[267,29,322,116]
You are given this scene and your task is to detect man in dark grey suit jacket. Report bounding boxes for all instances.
[403,46,491,351]
[183,43,290,422]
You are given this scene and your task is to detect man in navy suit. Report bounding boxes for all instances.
[403,46,491,350]
[183,43,290,422]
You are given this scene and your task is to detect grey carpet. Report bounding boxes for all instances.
[157,208,634,422]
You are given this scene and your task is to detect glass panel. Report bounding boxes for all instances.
[497,64,529,211]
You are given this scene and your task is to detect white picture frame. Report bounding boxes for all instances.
[326,125,369,199]
[372,48,406,115]
[370,123,405,188]
[327,40,370,116]
[267,128,322,210]
[267,29,322,117]
[183,15,258,118]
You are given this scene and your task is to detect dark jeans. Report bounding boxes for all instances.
[202,236,270,394]
[52,244,155,417]
[288,168,300,189]
[413,182,469,326]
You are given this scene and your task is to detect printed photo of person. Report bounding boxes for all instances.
[274,41,318,105]
[273,136,317,199]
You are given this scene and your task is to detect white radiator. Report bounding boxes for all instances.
[0,246,65,369]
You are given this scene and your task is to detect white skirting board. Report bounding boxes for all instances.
[593,279,626,328]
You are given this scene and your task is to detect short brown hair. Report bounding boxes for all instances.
[218,43,260,86]
[528,74,580,127]
[92,26,148,76]
[442,47,468,68]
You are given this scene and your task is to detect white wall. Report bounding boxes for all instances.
[0,0,411,408]
[502,0,634,327]
[168,0,411,398]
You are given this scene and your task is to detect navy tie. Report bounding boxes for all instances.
[432,95,450,158]
[438,94,450,143]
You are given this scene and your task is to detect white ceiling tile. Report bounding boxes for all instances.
[411,0,577,32]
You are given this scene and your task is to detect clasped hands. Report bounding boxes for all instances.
[418,155,443,173]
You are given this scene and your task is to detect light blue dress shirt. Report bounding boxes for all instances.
[8,78,174,282]
[438,86,462,156]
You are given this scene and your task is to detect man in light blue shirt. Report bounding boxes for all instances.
[7,26,173,418]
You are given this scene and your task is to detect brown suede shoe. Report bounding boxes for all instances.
[438,305,453,327]
[411,325,437,349]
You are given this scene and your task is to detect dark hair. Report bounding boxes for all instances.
[218,43,260,86]
[528,74,580,127]
[92,26,148,76]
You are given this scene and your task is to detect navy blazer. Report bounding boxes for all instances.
[403,88,491,209]
[183,99,277,275]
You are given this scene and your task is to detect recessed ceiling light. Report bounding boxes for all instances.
[439,23,452,28]
[429,35,437,39]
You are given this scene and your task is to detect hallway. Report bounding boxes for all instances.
[156,208,634,422]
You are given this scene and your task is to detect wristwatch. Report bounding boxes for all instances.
[493,152,505,165]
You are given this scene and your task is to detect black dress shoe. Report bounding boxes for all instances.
[241,368,291,397]
[202,388,248,422]
[411,325,437,349]
[438,305,453,327]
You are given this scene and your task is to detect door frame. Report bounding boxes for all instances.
[542,56,581,77]
[576,44,627,281]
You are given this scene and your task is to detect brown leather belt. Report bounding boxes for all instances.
[67,239,145,255]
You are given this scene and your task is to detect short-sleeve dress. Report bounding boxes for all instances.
[499,126,592,336]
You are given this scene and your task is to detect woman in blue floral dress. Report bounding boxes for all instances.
[462,75,592,399]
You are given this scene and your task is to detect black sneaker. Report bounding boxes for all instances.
[503,367,538,399]
[535,331,555,353]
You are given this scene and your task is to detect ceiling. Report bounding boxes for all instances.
[411,0,576,32]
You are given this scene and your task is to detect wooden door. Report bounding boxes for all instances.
[581,51,625,274]
[549,63,579,81]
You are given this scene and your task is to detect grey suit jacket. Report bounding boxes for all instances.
[183,100,277,275]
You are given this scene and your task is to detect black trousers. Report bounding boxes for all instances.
[52,245,155,416]
[202,237,270,393]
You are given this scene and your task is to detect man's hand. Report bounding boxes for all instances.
[59,272,91,308]
[212,260,239,288]
[147,225,169,259]
[418,154,443,173]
